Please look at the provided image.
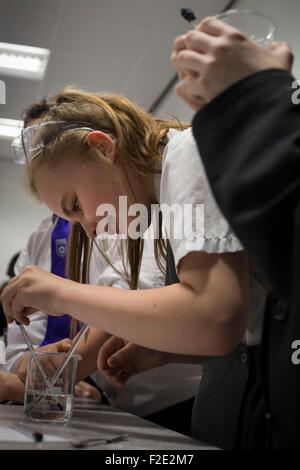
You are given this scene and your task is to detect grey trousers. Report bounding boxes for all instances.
[191,344,268,449]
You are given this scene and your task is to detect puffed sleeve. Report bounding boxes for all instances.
[160,128,244,272]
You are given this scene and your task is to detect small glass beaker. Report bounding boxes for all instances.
[24,351,81,422]
[215,9,278,47]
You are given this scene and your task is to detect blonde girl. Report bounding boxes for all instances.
[2,88,266,449]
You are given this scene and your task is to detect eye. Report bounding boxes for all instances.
[72,197,81,213]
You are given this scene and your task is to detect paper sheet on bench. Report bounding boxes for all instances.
[0,425,67,442]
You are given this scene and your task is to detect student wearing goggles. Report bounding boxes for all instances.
[2,86,267,450]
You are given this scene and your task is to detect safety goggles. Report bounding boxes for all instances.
[11,134,26,164]
[11,120,95,165]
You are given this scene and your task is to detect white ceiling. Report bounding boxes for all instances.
[0,0,229,156]
[0,0,299,162]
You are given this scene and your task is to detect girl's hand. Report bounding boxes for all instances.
[75,381,102,403]
[97,336,169,386]
[171,17,293,108]
[0,265,73,325]
[0,371,25,404]
[14,338,72,384]
[171,33,206,111]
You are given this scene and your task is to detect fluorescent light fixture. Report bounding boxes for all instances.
[0,118,23,140]
[0,42,50,80]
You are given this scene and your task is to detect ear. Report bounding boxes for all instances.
[86,131,116,163]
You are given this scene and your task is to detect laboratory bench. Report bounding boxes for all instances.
[0,398,218,451]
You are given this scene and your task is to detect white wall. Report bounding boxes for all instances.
[0,161,50,281]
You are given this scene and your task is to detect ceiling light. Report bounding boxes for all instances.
[0,118,23,139]
[0,42,50,80]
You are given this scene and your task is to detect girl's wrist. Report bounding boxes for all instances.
[55,278,80,317]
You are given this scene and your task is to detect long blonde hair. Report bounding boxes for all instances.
[26,87,189,333]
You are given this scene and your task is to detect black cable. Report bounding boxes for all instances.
[221,0,239,13]
[148,75,179,114]
[147,0,239,114]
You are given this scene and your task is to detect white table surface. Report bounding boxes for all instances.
[0,399,218,450]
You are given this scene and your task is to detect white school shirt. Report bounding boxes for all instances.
[3,215,201,417]
[156,127,267,346]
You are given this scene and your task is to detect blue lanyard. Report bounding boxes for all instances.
[39,216,78,346]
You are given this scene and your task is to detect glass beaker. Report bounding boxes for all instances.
[24,351,81,422]
[215,9,278,47]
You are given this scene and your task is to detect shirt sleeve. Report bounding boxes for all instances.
[14,248,29,275]
[160,128,244,272]
[4,312,48,372]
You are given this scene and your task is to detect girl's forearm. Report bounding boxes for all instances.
[59,282,245,356]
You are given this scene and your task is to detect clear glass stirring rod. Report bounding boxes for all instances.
[16,321,63,410]
[50,324,90,385]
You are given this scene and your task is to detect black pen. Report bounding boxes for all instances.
[14,423,43,443]
[180,7,198,28]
